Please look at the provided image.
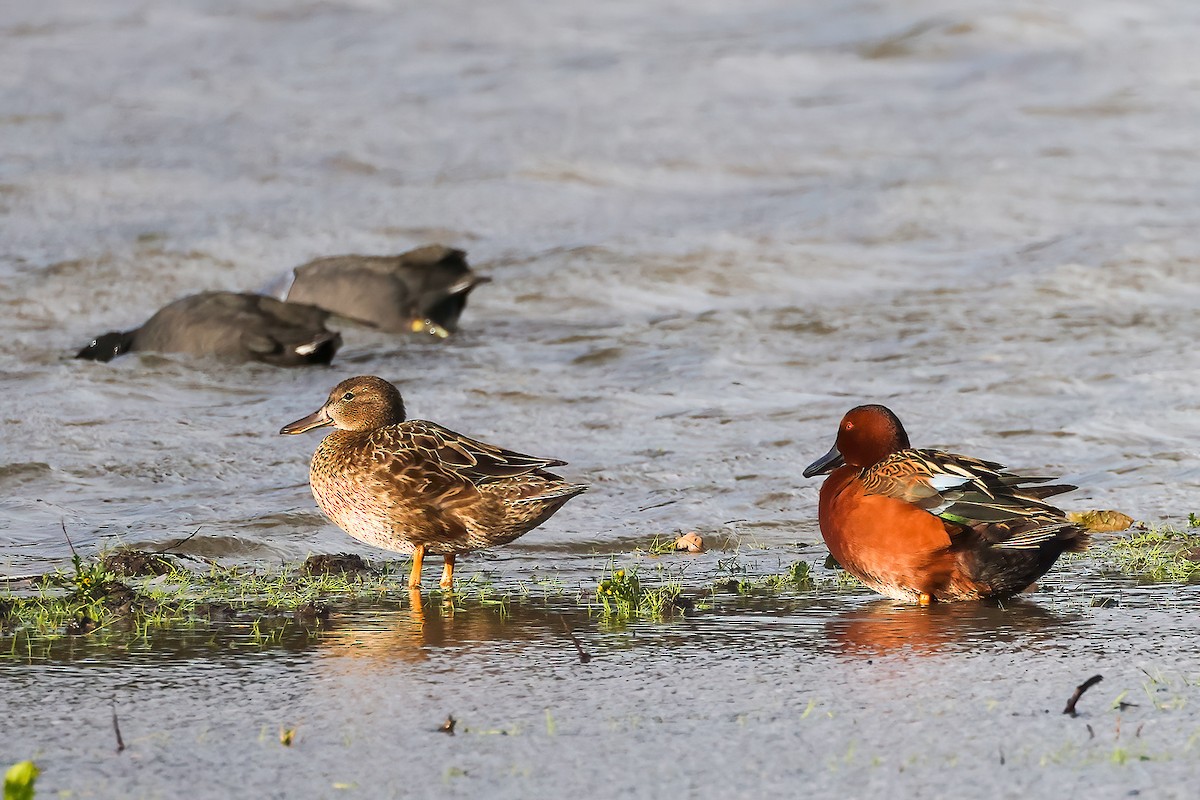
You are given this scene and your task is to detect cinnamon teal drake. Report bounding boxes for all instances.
[76,292,341,366]
[280,376,586,589]
[803,405,1088,604]
[268,245,489,337]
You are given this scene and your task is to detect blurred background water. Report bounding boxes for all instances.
[2,0,1199,577]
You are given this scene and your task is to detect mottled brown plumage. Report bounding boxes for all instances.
[280,376,586,589]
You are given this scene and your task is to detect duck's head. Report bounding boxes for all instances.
[75,331,134,362]
[280,375,406,434]
[803,404,911,477]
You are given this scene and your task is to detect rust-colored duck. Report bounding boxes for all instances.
[803,404,1089,604]
[280,376,586,589]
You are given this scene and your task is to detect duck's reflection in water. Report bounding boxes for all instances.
[823,598,1075,658]
[317,589,590,668]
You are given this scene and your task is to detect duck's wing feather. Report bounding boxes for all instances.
[381,421,567,485]
[860,449,1082,549]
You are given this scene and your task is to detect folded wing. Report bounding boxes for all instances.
[860,449,1083,550]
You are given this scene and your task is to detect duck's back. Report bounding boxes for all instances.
[135,292,339,365]
[308,421,585,556]
[287,246,478,332]
[828,449,1089,600]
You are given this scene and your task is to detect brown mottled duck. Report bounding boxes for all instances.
[280,375,586,589]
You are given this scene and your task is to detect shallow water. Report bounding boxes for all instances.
[3,0,1200,796]
[6,585,1200,798]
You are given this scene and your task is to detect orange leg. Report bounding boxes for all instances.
[918,592,933,607]
[440,553,456,590]
[408,544,425,589]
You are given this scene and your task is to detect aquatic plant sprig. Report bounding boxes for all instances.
[593,561,697,621]
[1094,524,1200,583]
[733,560,816,593]
[715,559,866,595]
[4,760,39,800]
[639,533,689,556]
[1,549,396,644]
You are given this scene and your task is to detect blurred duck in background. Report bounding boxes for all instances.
[264,244,489,338]
[75,291,341,366]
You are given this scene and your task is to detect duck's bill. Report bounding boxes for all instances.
[280,408,333,435]
[803,445,844,478]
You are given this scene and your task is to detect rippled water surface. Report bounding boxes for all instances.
[6,587,1200,798]
[3,0,1200,796]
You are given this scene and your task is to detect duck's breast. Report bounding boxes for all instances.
[819,466,958,598]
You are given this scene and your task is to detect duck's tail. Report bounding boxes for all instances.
[516,483,589,505]
[448,274,492,296]
[291,330,342,365]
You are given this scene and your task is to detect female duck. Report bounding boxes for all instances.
[803,405,1088,604]
[281,376,586,589]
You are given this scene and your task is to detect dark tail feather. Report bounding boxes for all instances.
[518,483,588,504]
[292,331,342,365]
[1016,483,1077,500]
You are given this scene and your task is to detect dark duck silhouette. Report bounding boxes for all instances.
[76,292,341,366]
[269,245,489,337]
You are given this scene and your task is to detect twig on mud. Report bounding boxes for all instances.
[1063,674,1103,717]
[112,700,126,754]
[557,614,591,664]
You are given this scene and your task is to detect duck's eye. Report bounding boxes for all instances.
[342,391,355,401]
[844,421,854,431]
